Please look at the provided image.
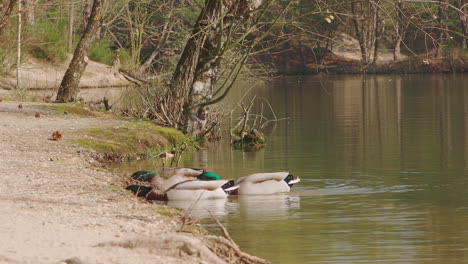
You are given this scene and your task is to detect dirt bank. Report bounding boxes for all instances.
[0,100,267,264]
[0,56,130,90]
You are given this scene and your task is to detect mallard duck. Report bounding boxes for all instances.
[233,172,300,195]
[166,179,238,200]
[126,179,238,201]
[128,168,238,200]
[131,168,221,192]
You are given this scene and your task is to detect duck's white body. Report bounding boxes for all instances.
[166,180,237,200]
[159,168,203,179]
[152,168,203,192]
[235,172,300,195]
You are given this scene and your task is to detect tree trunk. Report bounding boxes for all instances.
[394,35,402,61]
[455,0,467,48]
[393,1,404,61]
[68,3,74,53]
[372,0,381,65]
[55,0,103,102]
[350,0,382,65]
[83,0,93,29]
[168,0,221,128]
[16,0,21,89]
[435,0,449,58]
[23,0,35,25]
[169,0,257,134]
[0,0,18,36]
[351,1,368,63]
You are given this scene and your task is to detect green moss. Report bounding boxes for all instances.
[73,138,121,153]
[232,129,266,151]
[107,185,122,192]
[180,225,208,235]
[158,210,174,217]
[70,120,193,161]
[42,103,99,116]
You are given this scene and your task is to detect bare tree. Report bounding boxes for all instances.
[68,2,75,53]
[393,1,407,61]
[435,0,450,57]
[455,0,467,48]
[56,0,104,102]
[167,0,265,134]
[0,0,18,36]
[350,0,383,65]
[16,0,21,89]
[23,0,35,25]
[135,0,176,76]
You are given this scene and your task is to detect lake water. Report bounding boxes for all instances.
[117,74,468,263]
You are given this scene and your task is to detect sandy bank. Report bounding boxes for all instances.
[0,100,267,264]
[0,55,130,90]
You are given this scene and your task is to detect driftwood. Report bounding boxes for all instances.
[230,94,289,151]
[96,235,227,264]
[118,69,147,86]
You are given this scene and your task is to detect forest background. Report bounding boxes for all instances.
[0,0,467,136]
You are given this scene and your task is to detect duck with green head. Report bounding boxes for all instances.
[127,168,238,201]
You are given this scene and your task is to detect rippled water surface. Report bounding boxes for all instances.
[118,74,468,263]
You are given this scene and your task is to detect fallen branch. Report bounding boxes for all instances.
[204,234,271,264]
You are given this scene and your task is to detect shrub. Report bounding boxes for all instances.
[0,45,16,74]
[30,20,68,63]
[89,37,115,65]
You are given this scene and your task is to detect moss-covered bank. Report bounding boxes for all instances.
[71,121,190,162]
[39,103,193,162]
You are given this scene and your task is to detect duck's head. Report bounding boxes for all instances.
[197,171,222,180]
[126,185,167,201]
[131,170,156,182]
[126,185,153,197]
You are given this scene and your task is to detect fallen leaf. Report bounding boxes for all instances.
[52,131,62,141]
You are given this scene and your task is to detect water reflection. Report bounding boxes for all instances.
[168,198,230,219]
[236,194,300,220]
[167,193,301,221]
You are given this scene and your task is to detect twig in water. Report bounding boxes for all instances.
[178,190,205,232]
[171,142,188,167]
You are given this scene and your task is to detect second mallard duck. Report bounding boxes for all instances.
[233,172,301,195]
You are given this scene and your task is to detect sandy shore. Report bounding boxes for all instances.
[0,56,130,90]
[0,100,260,264]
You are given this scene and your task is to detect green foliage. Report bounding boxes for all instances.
[0,45,16,74]
[89,37,115,65]
[176,5,200,26]
[30,20,68,63]
[0,28,17,74]
[118,48,138,70]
